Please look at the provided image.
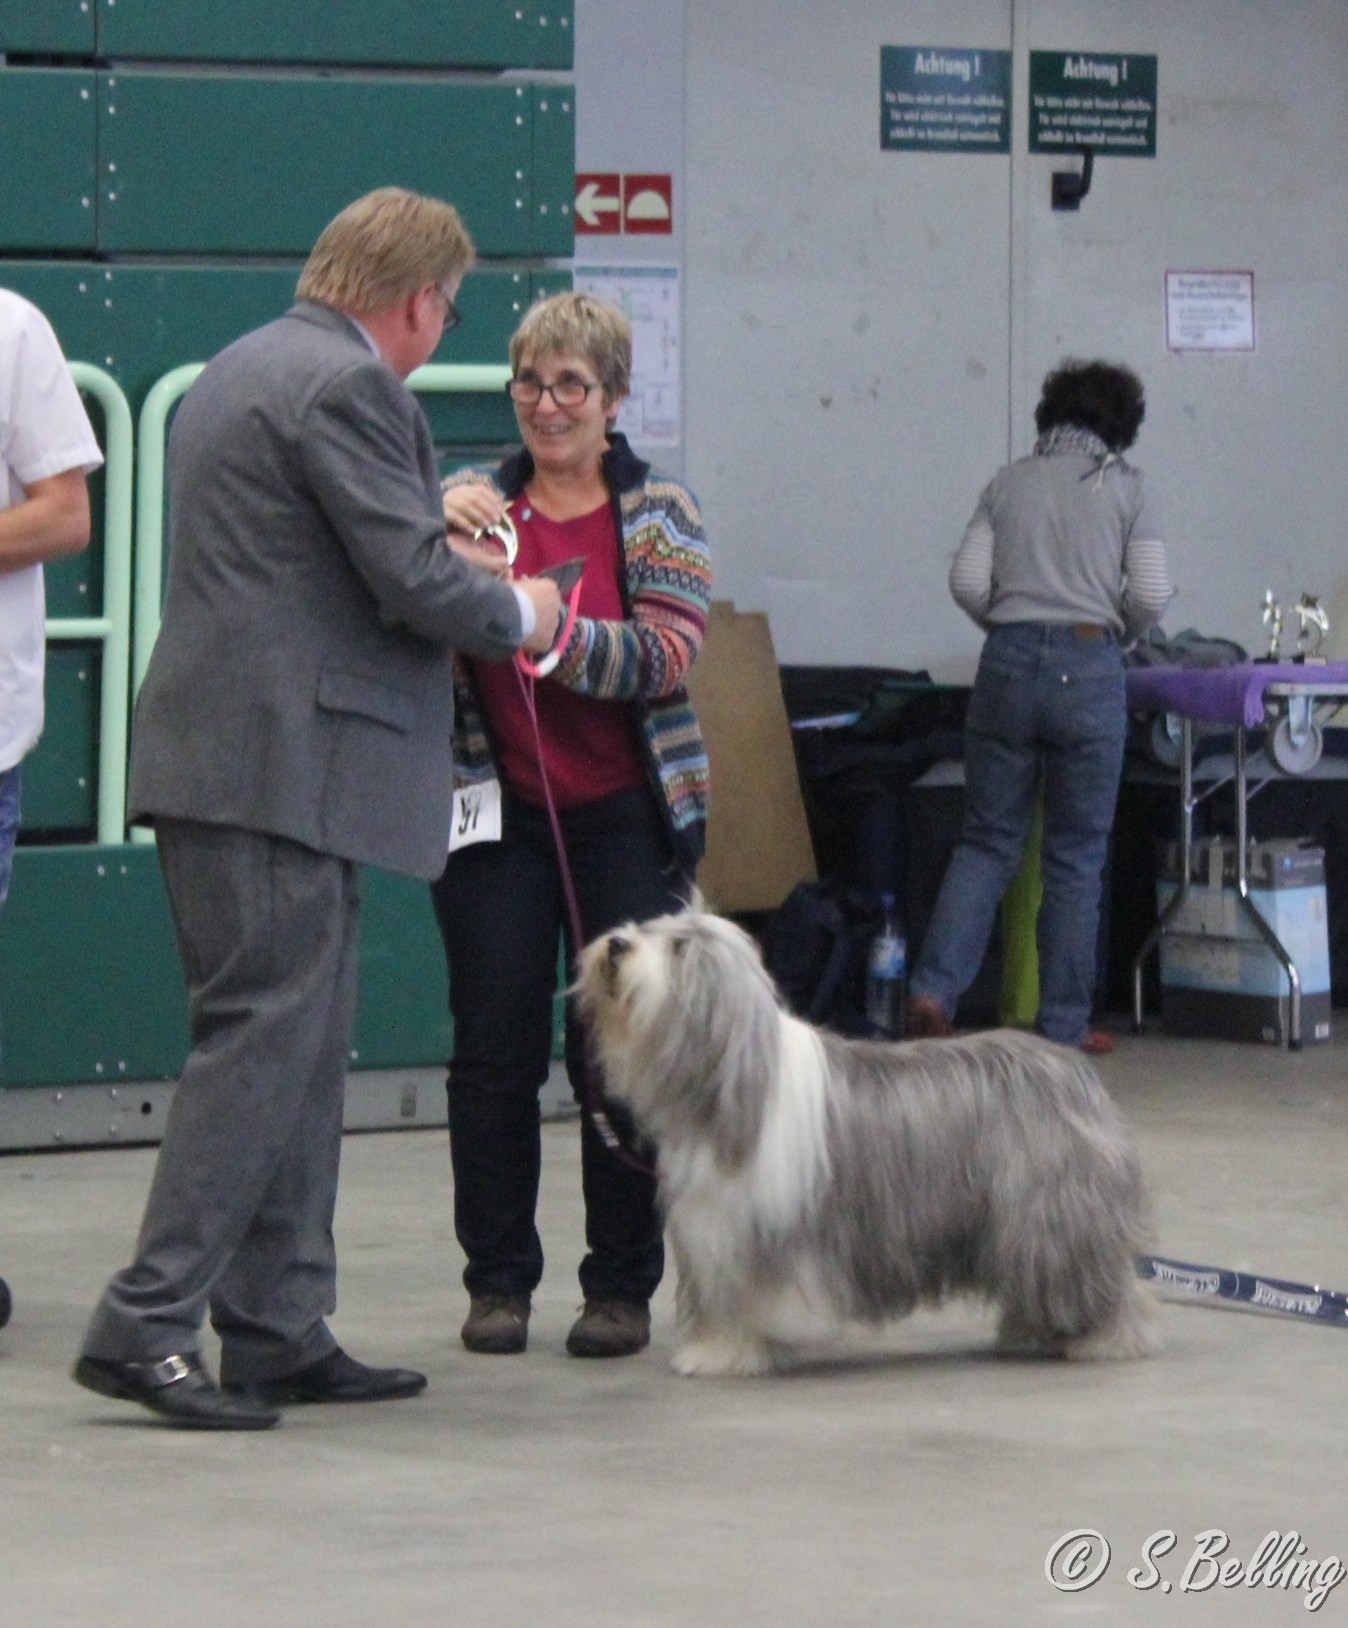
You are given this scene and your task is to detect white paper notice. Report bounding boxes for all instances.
[573,264,681,445]
[1165,271,1255,353]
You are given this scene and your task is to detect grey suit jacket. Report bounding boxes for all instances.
[129,300,523,879]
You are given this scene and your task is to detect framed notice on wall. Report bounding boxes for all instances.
[1165,271,1256,353]
[573,263,682,446]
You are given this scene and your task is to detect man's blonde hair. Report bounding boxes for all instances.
[297,187,475,315]
[509,291,632,401]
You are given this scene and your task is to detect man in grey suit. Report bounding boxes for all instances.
[75,188,562,1429]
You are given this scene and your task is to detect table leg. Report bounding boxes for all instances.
[1132,715,1195,1030]
[1233,724,1302,1048]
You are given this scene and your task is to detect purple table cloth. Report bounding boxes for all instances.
[1125,663,1348,730]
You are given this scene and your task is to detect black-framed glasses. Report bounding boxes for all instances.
[433,286,461,335]
[506,372,599,408]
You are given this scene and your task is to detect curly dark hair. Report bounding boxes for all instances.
[1034,359,1145,452]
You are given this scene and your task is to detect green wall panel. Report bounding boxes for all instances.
[0,0,94,54]
[531,85,577,257]
[96,0,572,70]
[350,869,451,1071]
[0,263,102,369]
[0,68,96,251]
[0,260,546,433]
[0,846,566,1087]
[97,73,571,258]
[0,846,565,1088]
[0,846,186,1087]
[19,646,98,836]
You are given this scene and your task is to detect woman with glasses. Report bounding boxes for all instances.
[434,292,711,1360]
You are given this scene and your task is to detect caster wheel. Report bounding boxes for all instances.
[1148,713,1183,769]
[1266,714,1323,775]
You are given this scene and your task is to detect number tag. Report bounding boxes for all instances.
[448,779,502,852]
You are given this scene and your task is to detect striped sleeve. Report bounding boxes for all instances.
[949,510,995,627]
[552,478,710,700]
[1121,535,1174,636]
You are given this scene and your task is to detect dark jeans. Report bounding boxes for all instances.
[909,622,1126,1045]
[431,786,686,1304]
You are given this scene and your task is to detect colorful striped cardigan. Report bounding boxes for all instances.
[443,433,711,870]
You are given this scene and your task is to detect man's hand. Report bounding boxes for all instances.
[446,532,513,580]
[517,576,564,654]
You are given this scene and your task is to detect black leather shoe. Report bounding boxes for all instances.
[73,1352,280,1430]
[228,1346,427,1405]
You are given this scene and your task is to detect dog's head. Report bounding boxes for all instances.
[576,907,783,1165]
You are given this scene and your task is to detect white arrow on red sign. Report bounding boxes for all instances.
[575,174,622,232]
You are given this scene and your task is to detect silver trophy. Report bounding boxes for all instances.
[1293,593,1329,663]
[1261,591,1282,661]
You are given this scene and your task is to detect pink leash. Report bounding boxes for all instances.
[510,586,657,1178]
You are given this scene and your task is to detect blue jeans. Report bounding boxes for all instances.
[0,764,19,916]
[910,623,1126,1045]
[431,786,687,1304]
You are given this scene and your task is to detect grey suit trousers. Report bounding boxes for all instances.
[81,820,360,1381]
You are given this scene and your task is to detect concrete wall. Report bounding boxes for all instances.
[605,0,1348,677]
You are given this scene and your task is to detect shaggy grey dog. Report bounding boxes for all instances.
[576,907,1154,1376]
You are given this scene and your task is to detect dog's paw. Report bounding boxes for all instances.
[671,1332,773,1377]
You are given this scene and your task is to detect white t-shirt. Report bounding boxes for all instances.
[0,290,104,771]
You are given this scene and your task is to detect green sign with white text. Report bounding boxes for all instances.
[881,46,1012,154]
[1029,51,1157,156]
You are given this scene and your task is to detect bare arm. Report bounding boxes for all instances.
[0,468,92,576]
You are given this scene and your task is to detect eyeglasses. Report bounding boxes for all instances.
[431,286,461,335]
[506,372,599,408]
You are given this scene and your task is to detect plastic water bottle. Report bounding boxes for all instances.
[865,894,907,1038]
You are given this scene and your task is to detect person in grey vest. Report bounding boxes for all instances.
[75,188,562,1430]
[907,359,1173,1054]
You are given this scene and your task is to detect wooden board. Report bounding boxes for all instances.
[686,601,817,912]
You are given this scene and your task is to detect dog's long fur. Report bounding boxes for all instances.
[576,907,1155,1375]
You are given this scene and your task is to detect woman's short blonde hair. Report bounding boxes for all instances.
[509,291,632,402]
[297,187,475,314]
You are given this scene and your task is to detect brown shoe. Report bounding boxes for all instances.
[565,1299,651,1358]
[906,996,954,1040]
[461,1294,531,1354]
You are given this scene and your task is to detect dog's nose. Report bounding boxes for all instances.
[606,934,632,964]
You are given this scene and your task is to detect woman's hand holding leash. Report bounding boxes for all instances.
[517,576,564,654]
[518,558,583,677]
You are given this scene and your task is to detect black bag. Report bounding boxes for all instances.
[758,880,884,1034]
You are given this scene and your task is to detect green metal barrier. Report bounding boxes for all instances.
[131,361,204,701]
[130,358,513,841]
[45,363,134,845]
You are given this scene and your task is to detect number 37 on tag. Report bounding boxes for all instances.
[448,780,503,852]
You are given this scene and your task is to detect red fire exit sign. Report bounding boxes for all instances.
[574,173,673,235]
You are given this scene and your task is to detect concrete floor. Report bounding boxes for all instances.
[3,1032,1347,1628]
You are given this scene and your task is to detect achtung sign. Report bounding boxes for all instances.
[881,46,1011,153]
[1029,51,1158,156]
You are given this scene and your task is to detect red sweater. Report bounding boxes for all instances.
[470,500,647,809]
